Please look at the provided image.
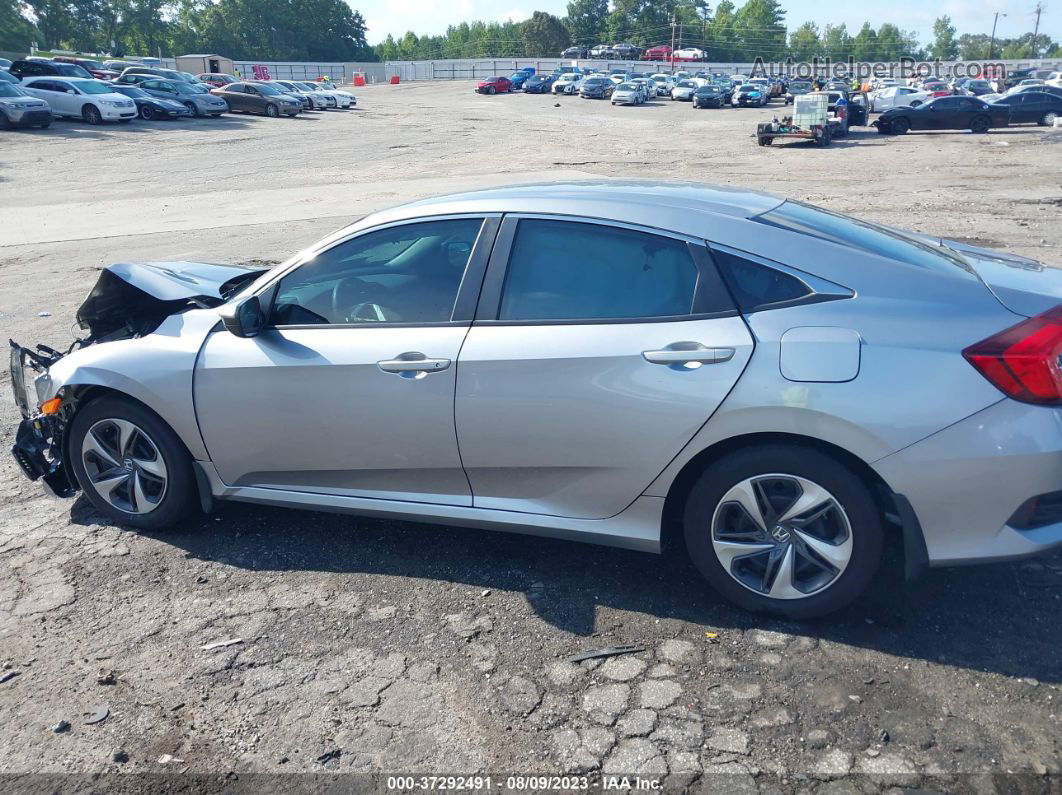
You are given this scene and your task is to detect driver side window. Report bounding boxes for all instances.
[271,218,483,326]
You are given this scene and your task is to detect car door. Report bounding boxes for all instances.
[195,215,498,505]
[243,85,266,112]
[221,84,246,111]
[34,80,74,116]
[455,216,754,520]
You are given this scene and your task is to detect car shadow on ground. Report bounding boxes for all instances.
[72,496,1062,683]
[23,114,261,139]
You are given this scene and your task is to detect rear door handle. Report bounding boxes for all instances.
[377,352,451,375]
[642,344,735,365]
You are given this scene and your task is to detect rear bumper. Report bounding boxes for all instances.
[873,399,1062,565]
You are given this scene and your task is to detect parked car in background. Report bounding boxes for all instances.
[0,82,52,128]
[103,60,132,73]
[611,81,645,105]
[0,69,19,84]
[209,82,300,116]
[0,57,12,70]
[590,44,614,59]
[117,66,198,84]
[579,76,614,99]
[508,71,531,90]
[270,80,328,109]
[476,76,512,95]
[964,79,995,96]
[673,47,706,61]
[875,95,1009,134]
[990,91,1062,126]
[631,77,655,100]
[20,77,135,124]
[560,46,588,59]
[552,73,583,95]
[650,73,676,96]
[197,73,238,88]
[692,84,725,108]
[522,74,555,94]
[299,82,355,108]
[644,44,672,61]
[1006,83,1062,99]
[247,80,311,111]
[9,59,92,80]
[138,79,228,117]
[732,82,767,107]
[111,83,193,120]
[869,85,933,111]
[612,42,642,59]
[785,80,812,104]
[671,80,698,101]
[1047,72,1062,87]
[52,57,120,80]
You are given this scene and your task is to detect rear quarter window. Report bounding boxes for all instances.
[754,201,975,277]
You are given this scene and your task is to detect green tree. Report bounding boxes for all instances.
[928,15,958,60]
[0,0,38,51]
[564,0,608,47]
[788,20,819,60]
[820,23,851,59]
[733,0,785,59]
[705,0,737,60]
[1001,32,1053,59]
[957,33,991,60]
[851,21,879,60]
[522,10,569,56]
[875,23,909,60]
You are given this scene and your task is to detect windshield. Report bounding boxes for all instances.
[617,82,637,90]
[173,83,203,95]
[0,83,28,97]
[696,86,718,94]
[113,86,147,98]
[77,60,104,70]
[79,81,118,95]
[585,78,605,85]
[791,82,811,90]
[57,64,92,77]
[256,83,284,95]
[678,81,695,88]
[755,200,974,276]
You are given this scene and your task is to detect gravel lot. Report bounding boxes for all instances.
[1,81,1060,791]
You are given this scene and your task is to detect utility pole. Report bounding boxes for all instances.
[1033,2,1044,38]
[988,11,1006,59]
[670,12,676,70]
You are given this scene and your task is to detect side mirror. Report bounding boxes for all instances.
[219,295,265,338]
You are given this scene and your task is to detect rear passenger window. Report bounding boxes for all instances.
[712,249,811,311]
[499,219,698,321]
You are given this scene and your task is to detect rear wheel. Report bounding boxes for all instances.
[68,397,196,531]
[683,445,884,618]
[970,115,990,133]
[82,104,103,125]
[1041,111,1059,126]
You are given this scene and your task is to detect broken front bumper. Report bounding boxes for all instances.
[11,415,76,498]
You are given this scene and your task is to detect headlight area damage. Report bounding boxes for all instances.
[9,261,266,497]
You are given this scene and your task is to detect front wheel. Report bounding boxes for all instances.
[184,101,199,117]
[264,103,279,118]
[890,117,910,134]
[82,105,103,125]
[969,115,990,133]
[486,86,496,95]
[68,396,196,531]
[140,105,156,120]
[683,445,884,618]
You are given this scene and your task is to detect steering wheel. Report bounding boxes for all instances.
[331,277,400,323]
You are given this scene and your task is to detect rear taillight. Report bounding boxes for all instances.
[963,306,1062,405]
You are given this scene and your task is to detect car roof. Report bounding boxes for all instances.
[23,76,97,83]
[357,182,787,238]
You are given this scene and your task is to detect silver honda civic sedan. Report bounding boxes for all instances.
[10,182,1062,618]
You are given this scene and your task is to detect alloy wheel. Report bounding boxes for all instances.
[710,474,853,599]
[81,418,168,514]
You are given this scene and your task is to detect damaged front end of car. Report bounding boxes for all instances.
[10,261,267,497]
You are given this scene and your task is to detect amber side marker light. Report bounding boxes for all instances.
[40,397,62,415]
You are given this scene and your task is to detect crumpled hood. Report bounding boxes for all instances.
[77,261,267,339]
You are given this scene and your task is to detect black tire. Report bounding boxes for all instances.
[140,105,156,120]
[264,103,279,117]
[39,121,51,129]
[970,115,990,133]
[890,117,910,134]
[67,396,196,531]
[486,86,496,95]
[82,104,103,125]
[184,101,199,117]
[683,445,884,619]
[1041,111,1058,126]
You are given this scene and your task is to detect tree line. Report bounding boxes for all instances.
[2,0,1058,63]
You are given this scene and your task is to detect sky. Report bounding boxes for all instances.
[356,0,1059,49]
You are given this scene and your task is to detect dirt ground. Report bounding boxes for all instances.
[0,81,1060,792]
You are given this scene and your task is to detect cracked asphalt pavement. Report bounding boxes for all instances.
[0,81,1060,791]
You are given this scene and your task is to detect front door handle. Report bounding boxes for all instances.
[378,352,451,376]
[642,343,735,366]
